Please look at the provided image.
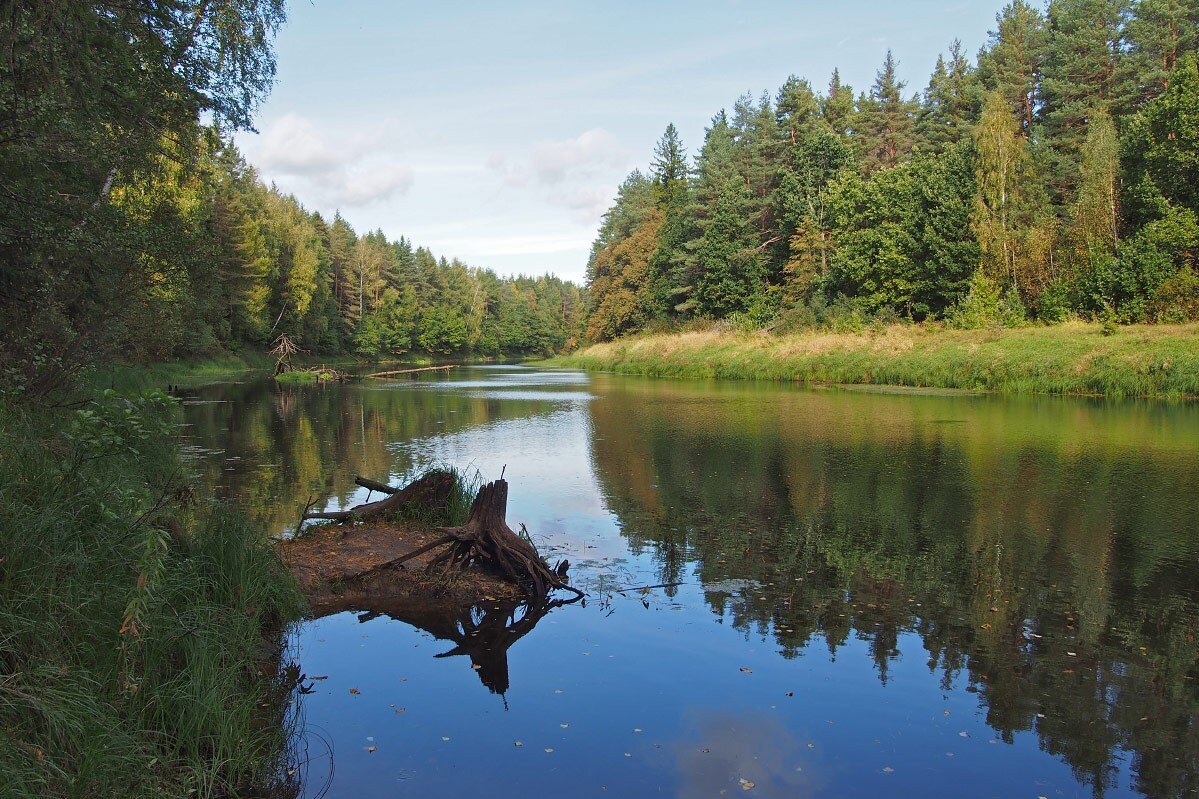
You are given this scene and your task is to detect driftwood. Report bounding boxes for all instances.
[302,471,454,523]
[364,365,456,379]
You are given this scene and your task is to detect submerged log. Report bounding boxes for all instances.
[364,364,456,379]
[303,470,453,523]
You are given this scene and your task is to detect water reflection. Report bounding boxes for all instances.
[353,597,581,696]
[587,377,1199,798]
[178,368,1199,799]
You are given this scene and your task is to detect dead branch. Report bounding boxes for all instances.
[354,476,397,495]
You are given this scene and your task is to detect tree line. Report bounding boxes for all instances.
[0,2,583,398]
[586,0,1199,341]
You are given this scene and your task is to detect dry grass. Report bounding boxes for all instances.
[550,322,1199,399]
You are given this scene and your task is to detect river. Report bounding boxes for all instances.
[178,365,1199,799]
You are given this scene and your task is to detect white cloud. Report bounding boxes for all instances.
[528,128,620,185]
[252,113,343,177]
[242,114,415,208]
[332,165,415,206]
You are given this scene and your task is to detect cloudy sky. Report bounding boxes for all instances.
[236,1,1002,283]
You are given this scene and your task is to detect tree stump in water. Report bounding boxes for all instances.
[428,479,581,600]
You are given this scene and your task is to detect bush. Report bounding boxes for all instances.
[1151,266,1199,322]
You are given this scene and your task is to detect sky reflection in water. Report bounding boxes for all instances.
[180,366,1199,799]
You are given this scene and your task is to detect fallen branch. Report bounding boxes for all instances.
[354,476,397,495]
[302,471,454,523]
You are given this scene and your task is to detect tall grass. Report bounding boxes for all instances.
[0,391,304,798]
[549,322,1199,399]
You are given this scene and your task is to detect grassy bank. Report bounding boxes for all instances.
[0,392,304,798]
[549,322,1199,399]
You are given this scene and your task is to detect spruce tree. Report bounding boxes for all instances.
[916,40,981,153]
[854,50,919,173]
[823,69,856,135]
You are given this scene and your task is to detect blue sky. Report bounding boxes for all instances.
[237,1,1005,282]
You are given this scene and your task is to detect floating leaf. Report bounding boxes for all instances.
[739,667,752,674]
[349,688,361,695]
[739,778,755,790]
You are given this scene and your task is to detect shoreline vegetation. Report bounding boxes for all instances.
[549,322,1199,399]
[0,394,304,798]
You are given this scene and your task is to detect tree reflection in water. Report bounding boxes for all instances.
[355,595,582,696]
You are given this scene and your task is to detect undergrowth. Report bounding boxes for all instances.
[0,390,304,798]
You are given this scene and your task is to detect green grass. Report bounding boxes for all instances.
[0,392,304,798]
[547,321,1199,399]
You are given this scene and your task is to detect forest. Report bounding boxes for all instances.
[585,0,1199,341]
[0,3,584,401]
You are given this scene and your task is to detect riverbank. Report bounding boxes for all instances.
[0,395,304,798]
[549,322,1199,399]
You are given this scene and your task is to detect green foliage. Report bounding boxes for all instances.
[0,399,303,798]
[583,2,1198,334]
[948,268,1027,328]
[1150,265,1199,321]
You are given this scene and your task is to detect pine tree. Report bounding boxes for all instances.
[977,0,1050,135]
[647,123,694,316]
[1041,0,1128,198]
[679,112,766,317]
[776,75,824,144]
[854,50,919,172]
[1119,0,1199,111]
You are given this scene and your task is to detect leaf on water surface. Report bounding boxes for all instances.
[739,778,755,790]
[545,748,554,753]
[739,667,752,673]
[560,723,569,728]
[514,741,523,747]
[349,688,360,695]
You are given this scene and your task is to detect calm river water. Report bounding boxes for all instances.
[179,366,1199,799]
